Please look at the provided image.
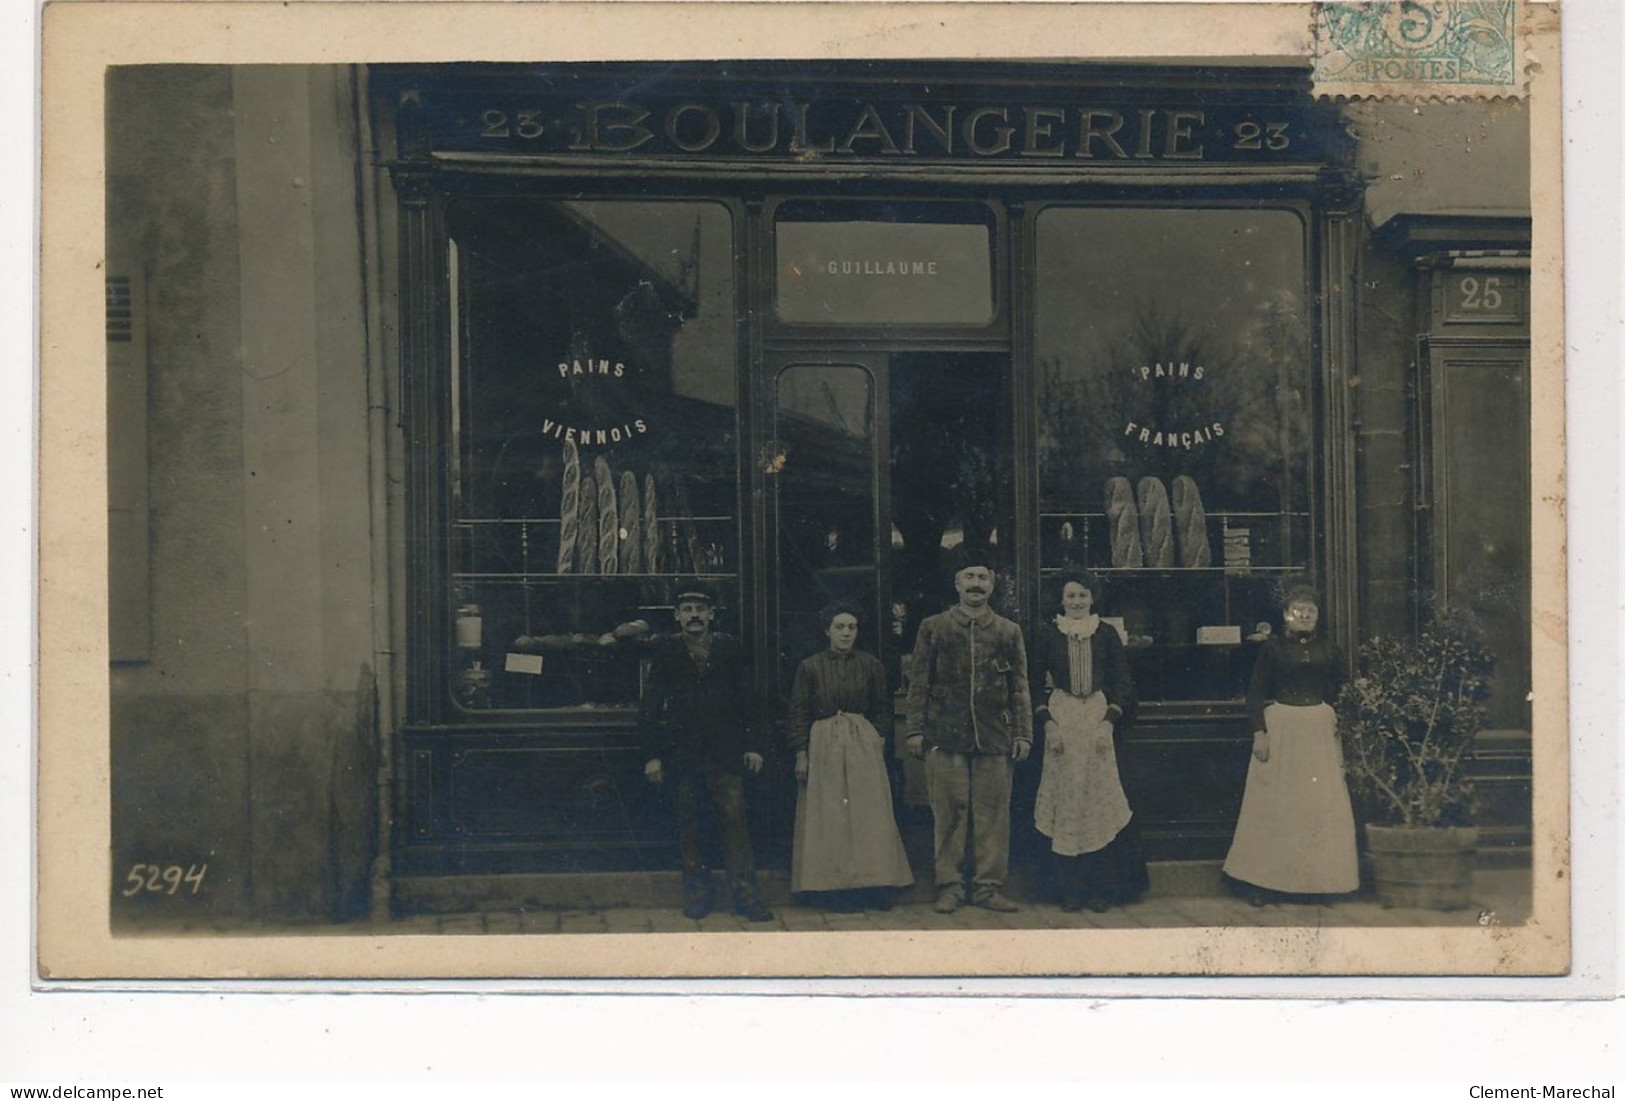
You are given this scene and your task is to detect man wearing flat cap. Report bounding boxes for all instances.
[904,546,1033,913]
[639,583,774,922]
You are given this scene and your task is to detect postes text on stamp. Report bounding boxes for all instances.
[1313,1,1524,100]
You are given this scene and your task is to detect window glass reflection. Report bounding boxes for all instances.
[445,200,738,713]
[773,364,878,669]
[1036,207,1313,702]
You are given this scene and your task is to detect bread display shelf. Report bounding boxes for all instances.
[1041,507,1309,574]
[1039,510,1309,521]
[1038,565,1302,574]
[813,564,881,577]
[452,572,737,582]
[455,515,734,525]
[454,512,736,580]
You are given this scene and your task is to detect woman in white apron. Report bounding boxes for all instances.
[1223,587,1359,904]
[788,602,914,911]
[1030,573,1147,912]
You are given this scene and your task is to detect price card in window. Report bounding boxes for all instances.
[506,653,544,675]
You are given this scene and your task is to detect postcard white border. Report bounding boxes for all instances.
[20,0,1613,1013]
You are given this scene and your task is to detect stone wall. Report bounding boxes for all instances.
[107,66,381,923]
[1350,99,1530,644]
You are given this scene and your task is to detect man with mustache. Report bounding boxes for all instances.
[904,546,1034,913]
[640,584,774,922]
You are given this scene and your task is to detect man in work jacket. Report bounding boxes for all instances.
[640,585,774,923]
[904,546,1034,914]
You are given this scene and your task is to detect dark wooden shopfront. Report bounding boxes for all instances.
[372,62,1377,901]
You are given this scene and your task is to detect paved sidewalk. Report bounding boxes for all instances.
[390,869,1531,936]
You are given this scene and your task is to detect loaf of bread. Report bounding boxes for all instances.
[1137,477,1175,568]
[1171,475,1212,568]
[671,477,695,574]
[577,473,598,574]
[643,474,661,575]
[556,438,579,574]
[1105,476,1143,569]
[619,469,642,574]
[595,456,618,575]
[685,524,703,576]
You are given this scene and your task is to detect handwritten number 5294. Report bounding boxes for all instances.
[120,862,208,897]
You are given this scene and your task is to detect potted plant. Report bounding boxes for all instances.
[1337,613,1495,910]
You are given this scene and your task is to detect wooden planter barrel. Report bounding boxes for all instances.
[1364,825,1479,910]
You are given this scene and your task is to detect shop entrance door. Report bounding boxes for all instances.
[766,350,1013,700]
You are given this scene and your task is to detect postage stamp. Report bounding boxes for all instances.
[1313,1,1528,99]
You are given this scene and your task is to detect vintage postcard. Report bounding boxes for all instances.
[36,0,1569,981]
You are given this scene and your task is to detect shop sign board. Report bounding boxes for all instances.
[386,69,1338,166]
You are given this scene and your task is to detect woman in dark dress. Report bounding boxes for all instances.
[1223,586,1359,903]
[787,601,914,912]
[1029,572,1148,912]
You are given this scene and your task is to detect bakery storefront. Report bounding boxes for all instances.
[103,60,1533,921]
[377,62,1402,899]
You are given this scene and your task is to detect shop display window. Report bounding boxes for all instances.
[443,199,739,715]
[1035,207,1316,702]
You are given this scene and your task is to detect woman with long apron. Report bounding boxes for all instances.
[788,601,914,912]
[1030,572,1148,912]
[1223,587,1360,904]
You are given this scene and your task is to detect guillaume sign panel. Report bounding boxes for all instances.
[775,220,995,325]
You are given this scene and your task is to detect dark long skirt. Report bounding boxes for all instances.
[1054,814,1151,908]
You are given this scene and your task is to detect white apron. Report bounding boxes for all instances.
[791,712,914,892]
[1034,688,1133,857]
[1223,702,1360,893]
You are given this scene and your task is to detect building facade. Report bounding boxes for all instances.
[106,62,1532,922]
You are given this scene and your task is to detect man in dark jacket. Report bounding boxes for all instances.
[904,547,1033,914]
[640,586,774,922]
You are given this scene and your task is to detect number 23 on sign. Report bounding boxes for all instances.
[120,862,208,897]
